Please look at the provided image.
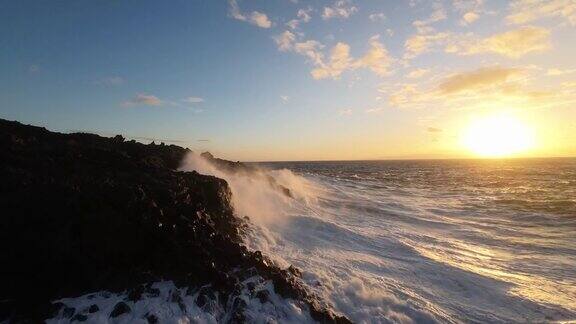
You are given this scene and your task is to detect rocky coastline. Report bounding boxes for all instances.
[0,119,351,323]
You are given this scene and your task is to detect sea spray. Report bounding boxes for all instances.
[178,152,320,226]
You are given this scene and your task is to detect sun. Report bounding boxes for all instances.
[462,114,535,157]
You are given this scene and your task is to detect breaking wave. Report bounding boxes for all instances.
[183,155,576,323]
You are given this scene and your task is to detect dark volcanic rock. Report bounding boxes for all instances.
[71,313,88,322]
[0,119,350,323]
[146,313,159,323]
[87,304,99,313]
[62,306,75,319]
[109,302,131,318]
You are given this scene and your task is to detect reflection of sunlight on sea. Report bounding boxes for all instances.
[405,237,576,315]
[251,158,576,323]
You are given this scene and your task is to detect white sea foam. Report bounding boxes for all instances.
[185,157,576,323]
[47,278,316,324]
[178,152,320,226]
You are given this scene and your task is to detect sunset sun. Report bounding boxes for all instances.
[462,114,535,157]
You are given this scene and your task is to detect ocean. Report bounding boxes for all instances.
[239,158,576,323]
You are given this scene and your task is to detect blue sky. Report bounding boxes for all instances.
[1,0,575,160]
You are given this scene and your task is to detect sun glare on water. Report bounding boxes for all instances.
[462,114,535,158]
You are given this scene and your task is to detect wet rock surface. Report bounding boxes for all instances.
[0,119,350,323]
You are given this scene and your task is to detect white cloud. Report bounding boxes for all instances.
[274,31,325,66]
[461,11,480,24]
[183,97,205,103]
[339,108,353,116]
[287,8,312,29]
[404,32,450,59]
[452,0,482,10]
[280,95,290,102]
[413,8,447,33]
[274,30,297,51]
[380,66,574,110]
[353,35,393,76]
[507,0,576,26]
[123,93,162,107]
[369,13,386,22]
[229,0,272,28]
[407,68,430,79]
[447,26,551,58]
[275,32,393,80]
[404,26,551,60]
[311,42,352,79]
[438,67,521,95]
[547,68,576,76]
[365,107,385,114]
[322,0,358,20]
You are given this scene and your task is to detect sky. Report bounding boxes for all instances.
[1,0,575,161]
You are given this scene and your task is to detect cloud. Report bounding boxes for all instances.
[123,93,163,107]
[287,8,312,29]
[413,8,447,33]
[229,0,272,28]
[98,76,124,86]
[311,42,352,79]
[547,68,576,76]
[339,108,353,116]
[274,30,297,51]
[427,127,443,133]
[322,0,358,20]
[461,11,480,24]
[311,37,392,79]
[280,95,290,102]
[183,96,205,103]
[365,107,385,114]
[404,32,450,59]
[407,68,430,79]
[405,26,550,60]
[382,66,570,110]
[276,32,393,80]
[506,0,576,26]
[352,35,393,76]
[448,26,551,58]
[274,31,325,65]
[438,67,521,94]
[452,0,483,10]
[369,13,386,22]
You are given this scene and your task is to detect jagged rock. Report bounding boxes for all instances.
[145,287,161,298]
[127,285,145,301]
[71,313,88,322]
[0,119,351,323]
[146,313,159,323]
[49,302,65,317]
[109,302,131,318]
[170,291,186,312]
[256,290,270,304]
[195,287,215,308]
[288,265,303,278]
[88,304,99,313]
[62,306,75,318]
[229,298,247,323]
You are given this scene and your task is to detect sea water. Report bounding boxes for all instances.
[245,158,576,323]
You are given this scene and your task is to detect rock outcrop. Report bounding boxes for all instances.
[0,119,350,323]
